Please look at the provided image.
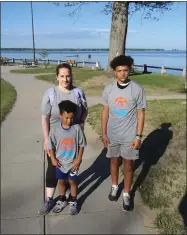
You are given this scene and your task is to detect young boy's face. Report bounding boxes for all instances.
[60,111,75,126]
[114,65,130,83]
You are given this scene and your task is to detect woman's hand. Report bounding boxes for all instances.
[44,139,50,156]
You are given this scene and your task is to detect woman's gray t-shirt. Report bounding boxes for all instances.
[41,86,84,129]
[101,80,147,145]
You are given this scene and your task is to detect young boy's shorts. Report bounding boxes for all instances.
[106,143,139,160]
[56,168,78,181]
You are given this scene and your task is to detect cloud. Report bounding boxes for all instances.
[1,27,141,39]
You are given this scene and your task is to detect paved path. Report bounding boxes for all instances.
[2,66,184,234]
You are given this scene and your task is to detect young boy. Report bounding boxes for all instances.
[101,55,147,211]
[48,100,87,215]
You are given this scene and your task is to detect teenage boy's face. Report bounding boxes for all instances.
[60,112,74,126]
[114,65,130,83]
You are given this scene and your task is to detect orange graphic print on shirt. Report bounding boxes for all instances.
[113,97,128,117]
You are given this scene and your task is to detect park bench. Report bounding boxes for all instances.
[0,57,9,66]
[66,60,77,67]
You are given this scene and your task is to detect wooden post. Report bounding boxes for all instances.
[143,64,147,73]
[13,58,15,64]
[48,59,50,65]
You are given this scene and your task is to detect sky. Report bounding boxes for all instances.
[1,1,186,50]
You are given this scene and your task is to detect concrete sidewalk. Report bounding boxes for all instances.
[1,66,154,234]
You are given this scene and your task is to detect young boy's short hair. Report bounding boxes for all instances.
[58,100,77,115]
[110,55,134,70]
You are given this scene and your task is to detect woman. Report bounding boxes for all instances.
[39,63,88,215]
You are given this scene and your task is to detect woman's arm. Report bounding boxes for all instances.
[41,114,50,154]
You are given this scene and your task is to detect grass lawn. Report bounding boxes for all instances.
[1,79,17,122]
[34,68,105,86]
[87,100,186,234]
[10,66,185,96]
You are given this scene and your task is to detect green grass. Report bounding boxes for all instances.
[10,66,185,95]
[35,68,105,86]
[87,100,186,234]
[1,79,17,122]
[130,73,185,93]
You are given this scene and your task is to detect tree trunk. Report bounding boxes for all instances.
[107,2,129,72]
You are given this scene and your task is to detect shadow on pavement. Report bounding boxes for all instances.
[131,123,173,200]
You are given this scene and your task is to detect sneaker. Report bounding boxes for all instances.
[38,198,54,215]
[122,193,131,211]
[108,185,118,202]
[52,198,67,213]
[69,199,78,215]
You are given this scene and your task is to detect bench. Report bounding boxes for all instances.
[66,60,77,67]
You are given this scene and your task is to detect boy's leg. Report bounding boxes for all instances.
[106,144,120,202]
[123,159,133,193]
[121,144,138,211]
[52,168,68,213]
[68,173,78,215]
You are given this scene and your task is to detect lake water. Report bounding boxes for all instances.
[1,50,186,76]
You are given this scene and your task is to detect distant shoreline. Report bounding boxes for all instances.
[1,48,183,52]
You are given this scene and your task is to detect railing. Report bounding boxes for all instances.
[1,58,186,76]
[133,64,186,77]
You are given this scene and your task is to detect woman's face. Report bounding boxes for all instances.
[57,68,72,89]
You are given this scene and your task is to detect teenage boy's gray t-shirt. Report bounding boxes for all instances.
[101,80,147,145]
[41,86,84,129]
[48,124,87,173]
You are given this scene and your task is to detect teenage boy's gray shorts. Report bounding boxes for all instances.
[106,143,139,160]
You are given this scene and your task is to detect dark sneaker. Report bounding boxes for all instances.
[108,186,118,202]
[69,199,78,215]
[122,193,131,211]
[38,198,54,215]
[52,198,67,213]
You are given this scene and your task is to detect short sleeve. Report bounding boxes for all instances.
[77,125,87,147]
[136,87,147,109]
[41,90,51,116]
[101,87,109,106]
[48,129,56,150]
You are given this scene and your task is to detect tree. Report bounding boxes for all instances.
[38,50,49,68]
[56,1,174,71]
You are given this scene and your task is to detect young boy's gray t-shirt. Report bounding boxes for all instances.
[101,80,147,145]
[41,86,84,129]
[48,124,87,173]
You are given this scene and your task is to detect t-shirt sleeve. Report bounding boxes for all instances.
[77,125,87,147]
[48,129,56,150]
[41,90,51,116]
[136,87,147,109]
[101,87,109,106]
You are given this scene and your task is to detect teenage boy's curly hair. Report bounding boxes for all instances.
[110,55,134,70]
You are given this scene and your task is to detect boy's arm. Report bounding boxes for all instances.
[137,108,145,137]
[72,126,86,171]
[48,130,61,167]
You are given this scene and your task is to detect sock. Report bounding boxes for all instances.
[59,195,66,201]
[112,184,118,189]
[123,192,130,197]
